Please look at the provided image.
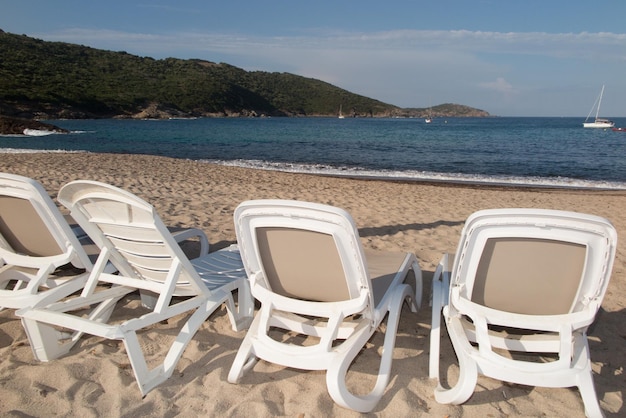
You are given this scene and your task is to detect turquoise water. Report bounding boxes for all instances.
[2,117,626,189]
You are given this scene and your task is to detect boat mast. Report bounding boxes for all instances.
[596,85,605,120]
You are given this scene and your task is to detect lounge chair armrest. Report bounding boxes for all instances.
[252,279,370,318]
[169,227,210,257]
[0,249,74,270]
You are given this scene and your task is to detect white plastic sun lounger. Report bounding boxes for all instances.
[227,199,422,412]
[429,208,617,418]
[17,180,253,396]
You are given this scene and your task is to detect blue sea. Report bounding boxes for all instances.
[2,117,626,190]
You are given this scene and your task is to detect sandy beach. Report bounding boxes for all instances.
[1,152,624,417]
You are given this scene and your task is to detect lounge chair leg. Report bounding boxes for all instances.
[429,279,443,379]
[566,333,604,418]
[89,296,123,324]
[228,314,261,383]
[434,309,478,405]
[222,281,253,332]
[578,374,605,418]
[429,254,450,380]
[20,317,77,361]
[235,280,254,329]
[139,290,158,309]
[121,330,155,397]
[326,285,413,413]
[124,298,220,396]
[411,260,423,311]
[576,363,605,418]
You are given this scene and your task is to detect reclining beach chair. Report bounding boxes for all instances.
[0,173,96,311]
[17,180,253,396]
[227,199,422,412]
[429,209,617,418]
[0,173,209,312]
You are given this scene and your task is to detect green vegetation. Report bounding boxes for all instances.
[0,30,489,119]
[404,103,491,118]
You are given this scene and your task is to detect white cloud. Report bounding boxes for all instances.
[37,28,626,59]
[479,78,518,95]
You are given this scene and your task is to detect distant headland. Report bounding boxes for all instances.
[0,29,489,132]
[0,115,68,135]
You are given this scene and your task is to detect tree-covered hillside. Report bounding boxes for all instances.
[0,30,489,119]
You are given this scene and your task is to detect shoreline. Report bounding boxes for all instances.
[1,152,624,416]
[309,171,626,192]
[3,149,626,191]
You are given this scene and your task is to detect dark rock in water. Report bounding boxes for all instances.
[0,115,69,135]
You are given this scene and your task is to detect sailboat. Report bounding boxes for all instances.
[583,85,614,128]
[338,104,345,119]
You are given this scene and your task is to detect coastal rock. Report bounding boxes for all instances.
[0,115,69,135]
[130,102,189,119]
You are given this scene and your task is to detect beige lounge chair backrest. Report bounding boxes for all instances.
[472,237,586,315]
[0,173,91,270]
[0,195,63,257]
[255,226,350,302]
[452,208,617,318]
[235,199,372,306]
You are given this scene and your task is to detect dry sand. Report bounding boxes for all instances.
[0,152,624,417]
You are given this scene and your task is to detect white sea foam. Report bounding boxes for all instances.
[202,158,626,191]
[0,148,85,154]
[0,130,88,137]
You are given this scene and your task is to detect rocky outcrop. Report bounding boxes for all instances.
[128,102,189,119]
[0,115,69,135]
[392,103,491,119]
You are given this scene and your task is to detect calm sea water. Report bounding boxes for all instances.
[2,117,626,189]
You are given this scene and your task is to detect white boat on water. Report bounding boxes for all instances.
[584,118,614,129]
[583,85,614,128]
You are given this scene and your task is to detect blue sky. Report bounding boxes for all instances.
[2,1,625,116]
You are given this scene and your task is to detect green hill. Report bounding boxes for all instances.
[0,29,489,119]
